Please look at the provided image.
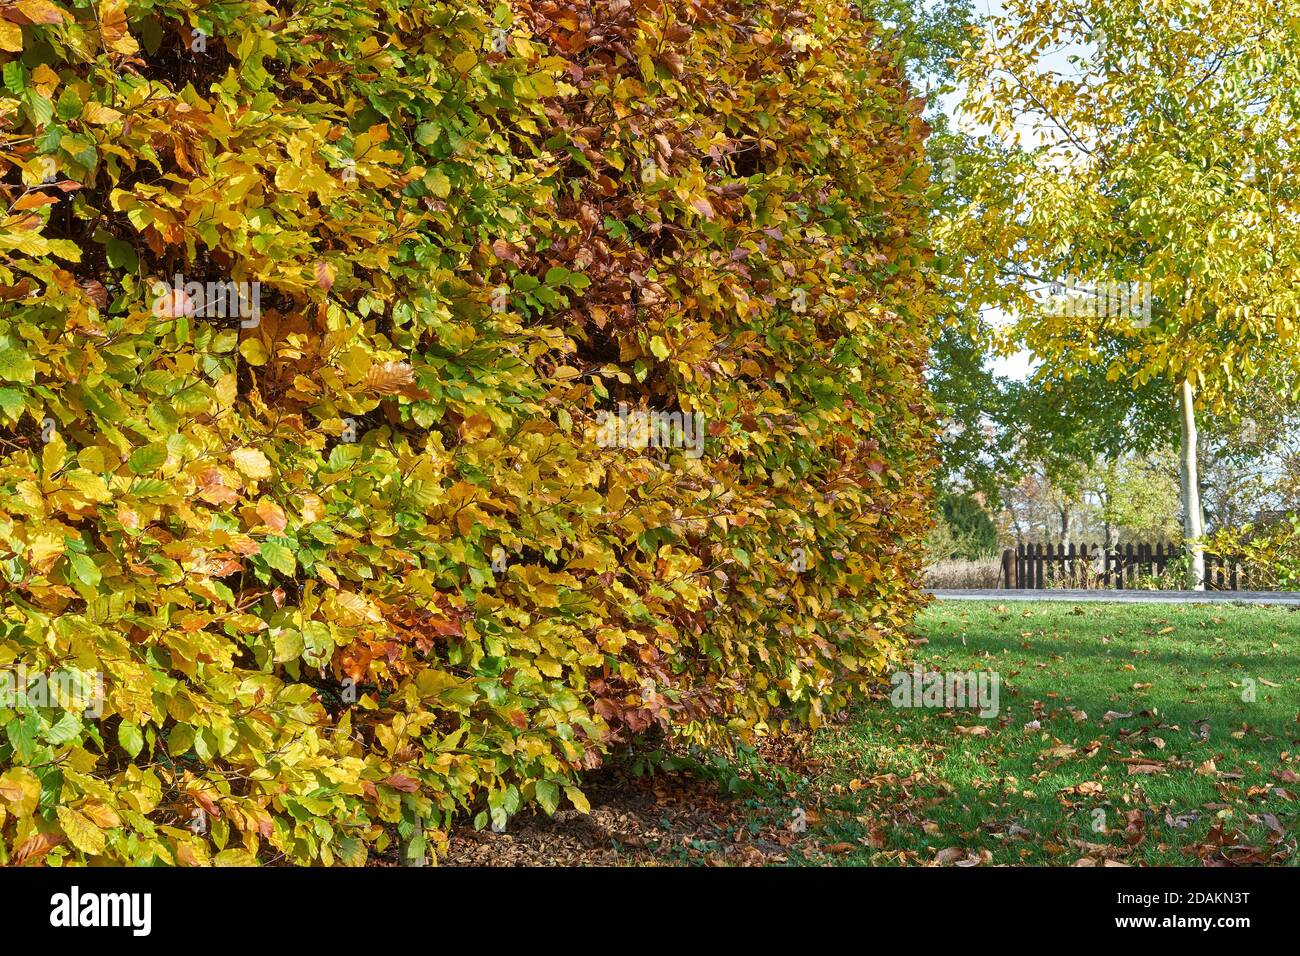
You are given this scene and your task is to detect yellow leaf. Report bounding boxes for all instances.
[65,469,111,502]
[57,805,107,856]
[564,786,591,814]
[0,768,41,816]
[28,530,65,568]
[81,802,122,829]
[98,0,139,54]
[81,102,124,125]
[239,337,270,366]
[16,0,65,26]
[427,170,451,198]
[0,21,23,53]
[232,447,272,480]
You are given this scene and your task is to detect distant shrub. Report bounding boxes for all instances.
[934,493,998,559]
[1204,519,1300,591]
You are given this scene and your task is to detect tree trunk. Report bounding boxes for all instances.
[1178,379,1205,590]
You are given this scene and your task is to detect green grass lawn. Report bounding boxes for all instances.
[791,601,1300,866]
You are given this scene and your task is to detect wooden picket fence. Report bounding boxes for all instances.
[1001,543,1244,590]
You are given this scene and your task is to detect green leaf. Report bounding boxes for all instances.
[55,86,82,121]
[260,541,297,577]
[6,712,39,762]
[68,552,101,588]
[105,237,138,272]
[118,720,144,758]
[167,723,195,756]
[3,61,25,95]
[535,779,560,815]
[128,442,168,475]
[0,346,35,384]
[44,711,82,746]
[25,89,53,126]
[0,388,25,423]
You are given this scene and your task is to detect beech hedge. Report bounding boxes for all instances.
[0,0,933,864]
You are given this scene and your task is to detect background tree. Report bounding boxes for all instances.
[935,491,999,557]
[908,0,1172,510]
[1088,452,1183,546]
[952,0,1300,587]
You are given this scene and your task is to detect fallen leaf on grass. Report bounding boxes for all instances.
[1126,763,1165,776]
[933,847,991,866]
[1061,781,1106,797]
[1253,814,1287,840]
[1071,838,1132,860]
[1073,857,1131,867]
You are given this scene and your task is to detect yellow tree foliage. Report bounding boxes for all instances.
[949,0,1300,582]
[0,0,933,865]
[955,0,1300,401]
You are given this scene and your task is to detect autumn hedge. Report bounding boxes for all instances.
[0,0,933,864]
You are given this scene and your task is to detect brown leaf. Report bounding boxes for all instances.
[80,802,121,829]
[12,831,64,865]
[459,413,493,443]
[690,196,716,219]
[362,361,427,399]
[314,260,336,292]
[1062,781,1105,797]
[255,500,288,534]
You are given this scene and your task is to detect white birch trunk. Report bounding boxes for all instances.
[1178,379,1205,590]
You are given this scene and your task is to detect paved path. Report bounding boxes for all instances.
[928,589,1300,605]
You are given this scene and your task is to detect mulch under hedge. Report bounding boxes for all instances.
[417,733,826,867]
